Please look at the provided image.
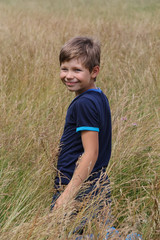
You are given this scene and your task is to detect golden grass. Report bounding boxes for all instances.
[0,0,160,239]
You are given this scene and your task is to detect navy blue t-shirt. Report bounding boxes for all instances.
[55,88,112,186]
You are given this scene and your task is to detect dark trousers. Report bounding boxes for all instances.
[51,169,111,234]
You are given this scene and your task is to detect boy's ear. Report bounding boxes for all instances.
[91,66,100,79]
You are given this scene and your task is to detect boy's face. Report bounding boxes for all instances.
[60,58,99,96]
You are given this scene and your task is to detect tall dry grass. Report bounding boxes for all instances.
[0,0,160,239]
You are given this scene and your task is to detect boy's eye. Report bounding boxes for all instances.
[75,69,82,72]
[61,68,68,71]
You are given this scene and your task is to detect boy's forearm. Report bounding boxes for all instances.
[59,151,98,201]
[54,131,99,209]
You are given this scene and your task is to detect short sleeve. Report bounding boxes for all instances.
[75,97,100,132]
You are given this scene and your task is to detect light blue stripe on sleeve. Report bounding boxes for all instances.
[76,126,99,132]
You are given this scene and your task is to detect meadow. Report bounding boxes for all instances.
[0,0,160,239]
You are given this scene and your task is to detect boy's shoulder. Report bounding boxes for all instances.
[74,89,105,103]
[70,89,109,115]
[77,89,108,105]
[70,89,99,108]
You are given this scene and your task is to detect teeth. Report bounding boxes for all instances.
[65,79,78,83]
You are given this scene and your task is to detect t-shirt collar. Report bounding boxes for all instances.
[70,88,102,105]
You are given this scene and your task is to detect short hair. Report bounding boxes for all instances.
[59,36,100,72]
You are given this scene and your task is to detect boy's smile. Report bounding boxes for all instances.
[60,58,99,96]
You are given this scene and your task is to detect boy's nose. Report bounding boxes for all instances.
[66,71,74,79]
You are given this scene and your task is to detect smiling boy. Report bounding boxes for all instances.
[60,58,99,96]
[51,37,112,227]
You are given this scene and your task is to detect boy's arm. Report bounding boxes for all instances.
[54,130,99,209]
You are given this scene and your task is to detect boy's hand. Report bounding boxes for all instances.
[53,193,69,209]
[53,190,76,210]
[53,198,63,210]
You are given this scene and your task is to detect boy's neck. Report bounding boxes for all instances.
[75,84,97,96]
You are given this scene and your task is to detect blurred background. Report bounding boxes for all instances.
[0,0,159,239]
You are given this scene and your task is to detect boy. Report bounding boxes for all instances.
[51,36,112,228]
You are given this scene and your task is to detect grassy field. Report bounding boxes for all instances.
[0,0,160,239]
